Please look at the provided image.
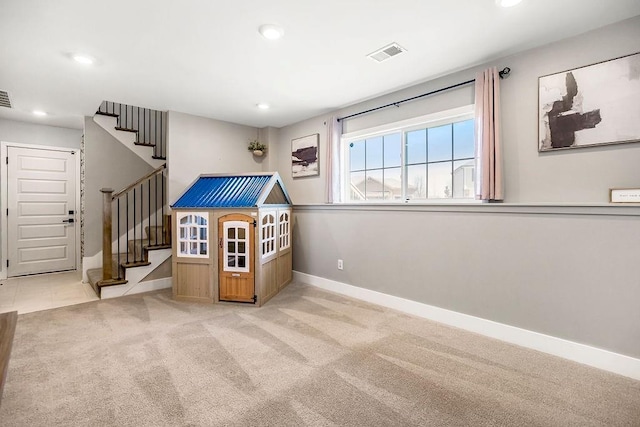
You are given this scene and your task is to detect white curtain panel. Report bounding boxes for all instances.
[325,116,343,203]
[474,67,504,201]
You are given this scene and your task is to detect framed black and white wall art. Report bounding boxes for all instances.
[291,133,319,178]
[538,52,640,152]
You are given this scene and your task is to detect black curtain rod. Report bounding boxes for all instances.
[337,67,511,122]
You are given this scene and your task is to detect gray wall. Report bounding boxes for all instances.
[0,118,82,149]
[293,206,640,359]
[167,111,263,204]
[274,16,640,359]
[274,16,640,204]
[84,117,154,257]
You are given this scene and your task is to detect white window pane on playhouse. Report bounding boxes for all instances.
[238,241,245,254]
[238,227,245,239]
[177,212,209,258]
[200,243,207,255]
[228,242,236,254]
[227,255,236,267]
[238,256,246,268]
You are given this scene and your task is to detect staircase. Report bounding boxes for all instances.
[87,101,172,299]
[95,101,167,162]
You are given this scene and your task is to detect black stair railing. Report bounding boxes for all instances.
[96,101,167,160]
[99,164,168,283]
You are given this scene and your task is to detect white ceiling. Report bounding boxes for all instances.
[1,0,639,130]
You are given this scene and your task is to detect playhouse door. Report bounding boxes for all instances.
[218,214,255,303]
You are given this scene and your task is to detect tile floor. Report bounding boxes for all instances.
[0,270,99,315]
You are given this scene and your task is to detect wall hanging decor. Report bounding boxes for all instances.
[291,133,319,178]
[538,52,640,152]
[610,188,640,204]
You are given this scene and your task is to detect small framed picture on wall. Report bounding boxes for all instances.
[291,133,319,178]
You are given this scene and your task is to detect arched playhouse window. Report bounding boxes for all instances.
[177,212,208,258]
[260,212,276,259]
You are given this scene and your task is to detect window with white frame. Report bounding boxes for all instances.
[223,221,249,272]
[343,106,475,202]
[177,212,208,257]
[278,210,291,250]
[260,212,276,258]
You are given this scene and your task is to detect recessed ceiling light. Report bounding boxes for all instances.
[257,103,270,110]
[72,54,94,65]
[32,110,47,116]
[258,24,284,40]
[496,0,523,6]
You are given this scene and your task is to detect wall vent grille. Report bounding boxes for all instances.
[367,43,406,62]
[0,91,11,108]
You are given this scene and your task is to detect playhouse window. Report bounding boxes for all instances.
[278,210,290,250]
[260,212,277,258]
[223,221,250,272]
[177,213,208,258]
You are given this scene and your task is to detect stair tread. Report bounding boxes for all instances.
[146,244,171,250]
[121,261,152,268]
[127,243,171,251]
[152,155,167,160]
[95,111,119,118]
[97,278,128,287]
[114,126,139,133]
[86,268,127,295]
[134,142,156,147]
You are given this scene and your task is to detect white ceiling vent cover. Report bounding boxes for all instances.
[368,43,406,62]
[0,91,11,108]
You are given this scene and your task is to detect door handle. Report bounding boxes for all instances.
[62,218,75,223]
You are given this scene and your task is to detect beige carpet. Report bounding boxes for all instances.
[0,282,638,426]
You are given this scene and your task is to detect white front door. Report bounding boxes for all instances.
[7,146,77,276]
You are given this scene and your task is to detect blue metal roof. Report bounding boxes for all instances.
[172,175,273,208]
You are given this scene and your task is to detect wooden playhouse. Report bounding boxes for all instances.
[170,172,293,306]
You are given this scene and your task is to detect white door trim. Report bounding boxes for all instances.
[1,141,81,279]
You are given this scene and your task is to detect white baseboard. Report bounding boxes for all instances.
[293,271,640,381]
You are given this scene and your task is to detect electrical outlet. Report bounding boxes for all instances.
[337,259,344,270]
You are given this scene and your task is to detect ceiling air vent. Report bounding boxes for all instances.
[0,91,11,108]
[367,43,406,63]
